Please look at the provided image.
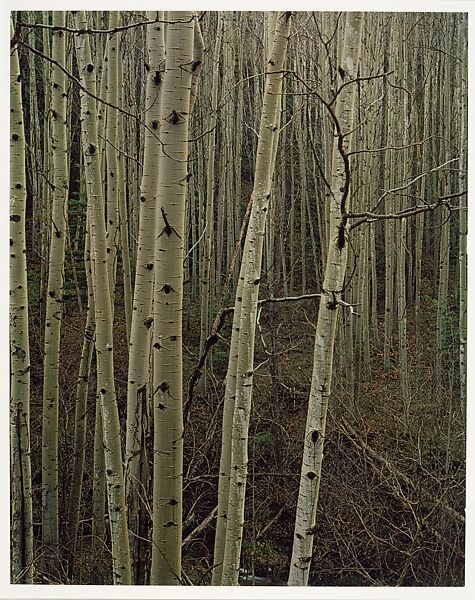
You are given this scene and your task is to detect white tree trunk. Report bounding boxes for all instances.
[74,11,131,583]
[215,12,292,586]
[10,16,34,584]
[151,11,195,585]
[288,12,364,586]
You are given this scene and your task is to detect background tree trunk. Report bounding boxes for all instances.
[288,12,364,586]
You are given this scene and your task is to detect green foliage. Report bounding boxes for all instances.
[252,430,274,450]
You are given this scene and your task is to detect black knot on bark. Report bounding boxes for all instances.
[168,110,182,124]
[159,381,169,392]
[337,224,346,249]
[86,63,94,73]
[164,521,177,528]
[307,471,316,480]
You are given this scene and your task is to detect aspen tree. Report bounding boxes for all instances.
[73,11,131,584]
[105,12,120,302]
[41,11,69,572]
[151,11,195,585]
[199,17,222,383]
[458,15,467,421]
[116,43,133,344]
[124,11,165,582]
[380,25,394,372]
[40,14,53,301]
[212,16,267,586]
[10,17,34,584]
[397,15,409,405]
[91,397,106,583]
[67,220,94,578]
[435,44,451,396]
[216,12,292,586]
[26,11,40,258]
[288,12,364,586]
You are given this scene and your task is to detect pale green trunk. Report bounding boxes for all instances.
[218,13,291,586]
[125,12,165,582]
[199,17,222,381]
[151,11,195,585]
[288,12,364,586]
[105,12,120,305]
[458,16,467,421]
[10,17,34,584]
[74,11,131,584]
[41,11,69,573]
[67,221,94,578]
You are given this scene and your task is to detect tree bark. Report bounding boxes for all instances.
[215,12,292,586]
[288,12,364,586]
[10,17,34,584]
[124,11,165,582]
[150,11,195,585]
[41,11,69,574]
[73,11,131,584]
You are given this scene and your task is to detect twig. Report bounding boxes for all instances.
[182,506,217,546]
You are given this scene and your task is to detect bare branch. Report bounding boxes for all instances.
[182,507,217,546]
[348,193,465,231]
[368,157,460,215]
[15,15,193,37]
[329,70,394,107]
[348,137,430,157]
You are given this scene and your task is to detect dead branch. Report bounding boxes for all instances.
[339,415,465,525]
[182,506,217,546]
[14,15,193,38]
[349,192,466,230]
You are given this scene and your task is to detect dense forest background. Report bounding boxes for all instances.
[9,10,467,589]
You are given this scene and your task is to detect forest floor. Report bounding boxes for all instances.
[26,277,465,586]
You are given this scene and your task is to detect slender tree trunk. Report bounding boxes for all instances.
[151,11,195,585]
[124,11,165,582]
[91,396,106,584]
[67,219,94,579]
[10,18,34,584]
[199,17,222,387]
[73,11,131,584]
[105,12,120,308]
[215,12,292,586]
[288,12,364,586]
[116,35,133,344]
[41,12,69,574]
[458,16,467,422]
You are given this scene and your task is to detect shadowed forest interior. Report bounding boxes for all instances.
[9,10,467,588]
